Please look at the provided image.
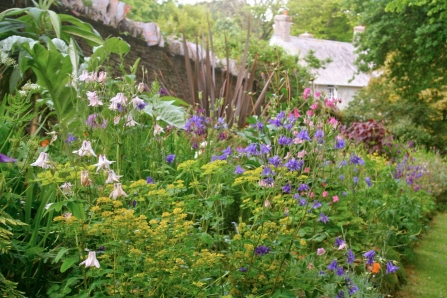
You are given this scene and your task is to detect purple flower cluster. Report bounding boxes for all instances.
[284,158,304,172]
[254,245,270,256]
[166,154,175,164]
[386,261,400,274]
[363,250,375,265]
[184,114,208,135]
[349,154,365,165]
[211,146,232,161]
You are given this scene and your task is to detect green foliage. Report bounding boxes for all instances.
[288,0,357,42]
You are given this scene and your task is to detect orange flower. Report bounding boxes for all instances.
[368,262,381,274]
[41,139,50,147]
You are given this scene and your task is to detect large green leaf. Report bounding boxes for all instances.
[61,25,104,46]
[142,95,187,128]
[47,10,61,39]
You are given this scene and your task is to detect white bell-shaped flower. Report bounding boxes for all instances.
[79,251,100,268]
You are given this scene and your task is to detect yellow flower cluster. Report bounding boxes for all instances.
[233,166,263,186]
[200,160,227,176]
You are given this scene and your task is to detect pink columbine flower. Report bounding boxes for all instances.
[322,191,328,198]
[316,248,326,255]
[306,110,314,116]
[328,117,338,128]
[30,152,51,169]
[309,192,315,198]
[86,91,103,107]
[310,103,318,110]
[303,88,311,99]
[93,154,115,172]
[97,71,107,83]
[304,167,310,173]
[80,251,100,268]
[125,114,138,127]
[81,170,91,186]
[307,262,314,269]
[264,200,271,208]
[60,182,73,195]
[325,98,337,108]
[105,170,122,184]
[110,183,127,199]
[113,116,121,125]
[78,70,95,82]
[332,195,339,203]
[73,140,96,157]
[297,149,307,158]
[110,92,127,106]
[314,91,321,98]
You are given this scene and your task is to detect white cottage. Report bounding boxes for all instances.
[270,12,370,109]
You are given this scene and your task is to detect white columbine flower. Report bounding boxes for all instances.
[86,91,103,107]
[97,71,107,83]
[79,70,95,82]
[154,124,164,136]
[113,116,121,125]
[105,170,122,184]
[46,131,58,144]
[30,152,51,169]
[131,96,145,109]
[137,82,145,93]
[93,154,115,172]
[79,251,100,268]
[110,92,128,106]
[109,183,127,199]
[81,170,91,187]
[73,140,97,157]
[60,182,73,195]
[125,114,138,127]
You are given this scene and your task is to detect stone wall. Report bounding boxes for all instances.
[0,0,235,101]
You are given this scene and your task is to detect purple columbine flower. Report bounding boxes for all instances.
[299,198,307,206]
[234,165,245,174]
[282,183,292,193]
[252,120,264,131]
[65,133,77,144]
[365,177,372,187]
[166,154,175,164]
[346,249,355,265]
[328,259,338,271]
[319,212,329,223]
[298,183,309,191]
[0,153,17,163]
[386,261,400,274]
[278,135,293,146]
[313,200,322,209]
[314,129,324,139]
[158,87,169,96]
[339,174,345,180]
[254,245,270,256]
[239,267,248,272]
[245,143,258,156]
[353,176,359,186]
[284,158,304,171]
[259,144,271,155]
[350,154,365,165]
[297,129,311,141]
[132,200,137,207]
[262,166,275,176]
[335,237,345,247]
[185,115,207,135]
[335,138,346,149]
[336,266,345,276]
[363,250,376,265]
[214,117,228,130]
[336,291,345,298]
[339,160,347,167]
[146,176,154,184]
[269,156,282,167]
[348,283,359,295]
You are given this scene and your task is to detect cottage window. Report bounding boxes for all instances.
[327,85,337,99]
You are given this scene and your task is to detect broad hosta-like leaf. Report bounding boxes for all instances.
[142,95,187,128]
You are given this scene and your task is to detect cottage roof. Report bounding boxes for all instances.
[270,35,370,87]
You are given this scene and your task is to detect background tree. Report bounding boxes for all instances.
[287,0,356,42]
[343,0,447,150]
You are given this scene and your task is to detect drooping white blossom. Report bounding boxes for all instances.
[73,140,97,157]
[93,154,115,172]
[30,152,51,169]
[79,251,100,268]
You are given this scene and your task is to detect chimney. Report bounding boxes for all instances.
[353,25,365,42]
[273,11,292,42]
